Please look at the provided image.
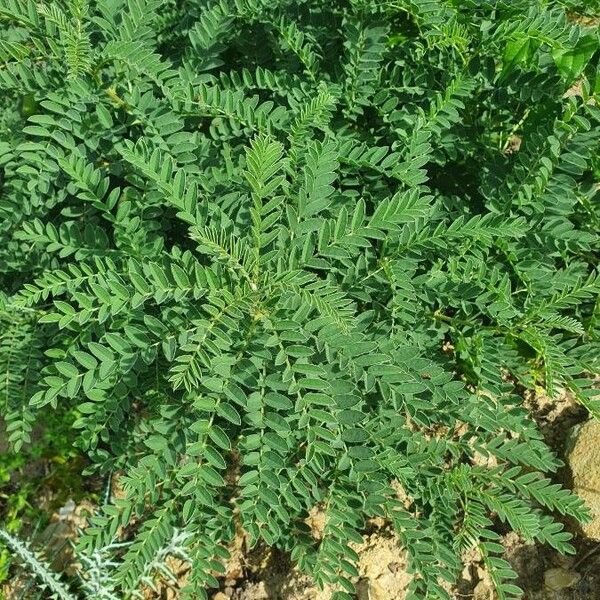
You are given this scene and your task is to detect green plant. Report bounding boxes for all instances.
[0,524,197,599]
[0,527,75,599]
[1,0,599,598]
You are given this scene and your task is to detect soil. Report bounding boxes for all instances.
[221,530,412,600]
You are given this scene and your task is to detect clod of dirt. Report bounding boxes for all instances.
[354,533,412,600]
[306,505,327,539]
[566,419,600,540]
[544,568,581,592]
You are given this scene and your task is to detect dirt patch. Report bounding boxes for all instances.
[522,388,587,453]
[222,528,411,600]
[566,12,600,26]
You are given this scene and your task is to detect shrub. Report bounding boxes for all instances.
[1,0,599,598]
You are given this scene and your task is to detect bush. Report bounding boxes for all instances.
[1,0,599,598]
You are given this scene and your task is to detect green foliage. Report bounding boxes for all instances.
[1,0,599,598]
[0,527,75,599]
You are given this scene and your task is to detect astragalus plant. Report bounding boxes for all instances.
[1,0,599,598]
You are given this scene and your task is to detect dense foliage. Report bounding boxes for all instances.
[1,0,600,598]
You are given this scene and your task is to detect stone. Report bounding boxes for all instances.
[566,419,600,540]
[544,568,581,591]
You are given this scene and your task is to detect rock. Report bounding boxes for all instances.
[544,568,581,591]
[566,419,600,539]
[213,593,230,600]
